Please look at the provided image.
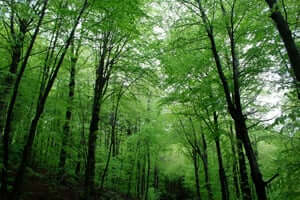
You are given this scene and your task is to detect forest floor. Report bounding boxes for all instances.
[8,168,135,200]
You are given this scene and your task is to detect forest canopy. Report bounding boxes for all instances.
[0,0,299,200]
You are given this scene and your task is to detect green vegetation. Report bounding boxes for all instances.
[0,0,299,200]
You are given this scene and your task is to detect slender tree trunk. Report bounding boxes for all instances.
[84,30,115,200]
[127,144,138,197]
[100,94,121,188]
[153,163,159,189]
[265,0,300,88]
[141,154,146,198]
[144,145,151,200]
[213,112,229,200]
[200,133,214,200]
[126,162,134,197]
[235,117,266,200]
[84,85,102,199]
[236,131,252,200]
[192,150,202,200]
[58,45,78,180]
[100,138,113,190]
[136,159,141,198]
[229,124,241,199]
[76,117,87,178]
[215,138,229,200]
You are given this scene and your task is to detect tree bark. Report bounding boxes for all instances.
[84,76,103,199]
[229,124,241,199]
[235,117,267,200]
[153,163,159,189]
[136,159,141,198]
[265,0,300,88]
[213,113,229,200]
[192,150,202,200]
[236,131,252,200]
[200,133,214,200]
[144,144,151,200]
[100,137,113,190]
[58,43,78,180]
[84,34,109,200]
[215,138,229,200]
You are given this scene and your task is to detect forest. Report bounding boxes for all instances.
[0,0,299,200]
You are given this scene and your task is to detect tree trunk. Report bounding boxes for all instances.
[84,88,102,199]
[100,138,113,190]
[215,138,229,200]
[136,159,141,198]
[235,117,267,200]
[213,112,229,200]
[265,0,300,88]
[229,124,241,199]
[200,133,214,200]
[141,154,146,198]
[127,145,138,198]
[58,46,78,180]
[192,150,202,200]
[153,163,159,189]
[233,125,253,200]
[144,144,151,200]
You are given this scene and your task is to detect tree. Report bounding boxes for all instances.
[9,1,89,199]
[264,0,300,91]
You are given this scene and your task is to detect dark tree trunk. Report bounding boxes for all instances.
[126,163,134,197]
[84,83,102,199]
[100,138,113,190]
[229,124,241,199]
[83,39,108,200]
[213,112,229,200]
[144,144,151,200]
[136,159,141,198]
[200,133,214,200]
[100,90,122,189]
[236,132,252,200]
[235,117,267,200]
[265,0,300,88]
[83,28,123,200]
[215,138,229,200]
[75,99,87,179]
[127,145,138,197]
[192,150,202,200]
[141,154,146,198]
[58,45,78,180]
[153,163,159,189]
